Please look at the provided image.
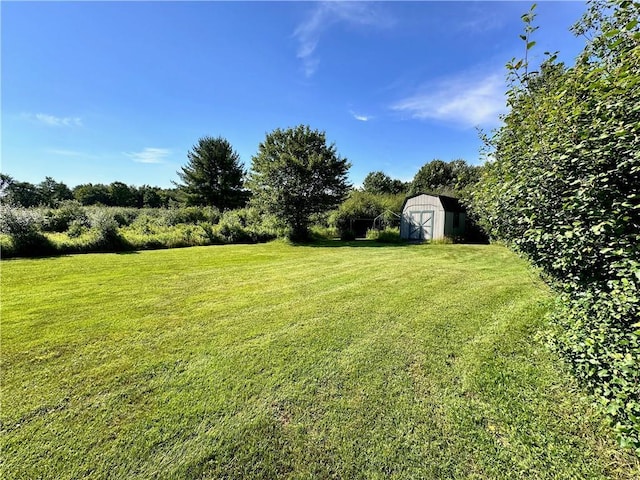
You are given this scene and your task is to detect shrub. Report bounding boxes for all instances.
[375,227,403,244]
[310,225,338,240]
[43,200,88,232]
[0,205,53,257]
[111,207,139,227]
[89,209,129,251]
[67,219,88,238]
[158,206,220,226]
[215,209,254,243]
[340,229,356,241]
[470,1,640,452]
[365,228,380,240]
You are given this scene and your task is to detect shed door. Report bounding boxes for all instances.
[408,210,434,240]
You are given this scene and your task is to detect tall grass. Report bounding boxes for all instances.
[0,205,279,258]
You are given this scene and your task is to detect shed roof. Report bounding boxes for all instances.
[401,193,466,213]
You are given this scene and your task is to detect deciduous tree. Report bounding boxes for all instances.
[248,125,350,240]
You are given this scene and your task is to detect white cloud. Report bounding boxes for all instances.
[125,148,171,164]
[350,110,372,122]
[29,113,82,127]
[391,72,507,128]
[294,2,393,77]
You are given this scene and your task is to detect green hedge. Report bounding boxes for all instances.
[470,1,640,452]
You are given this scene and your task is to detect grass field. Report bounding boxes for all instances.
[2,241,638,479]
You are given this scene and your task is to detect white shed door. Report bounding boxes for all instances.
[408,210,434,240]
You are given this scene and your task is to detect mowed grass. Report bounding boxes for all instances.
[2,242,638,479]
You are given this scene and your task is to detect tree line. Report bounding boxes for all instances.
[2,129,480,240]
[0,174,179,209]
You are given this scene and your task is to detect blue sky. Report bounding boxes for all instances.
[2,1,587,189]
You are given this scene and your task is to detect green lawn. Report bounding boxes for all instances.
[2,241,638,479]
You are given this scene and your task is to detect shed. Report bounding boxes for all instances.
[400,193,466,241]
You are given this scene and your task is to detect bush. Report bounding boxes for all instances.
[372,227,403,244]
[331,191,404,240]
[0,205,53,257]
[310,225,338,240]
[67,219,88,238]
[158,206,220,226]
[89,208,129,251]
[43,200,88,232]
[470,1,640,452]
[340,229,356,241]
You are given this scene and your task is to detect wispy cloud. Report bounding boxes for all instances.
[294,2,393,77]
[350,110,372,122]
[27,113,82,127]
[457,6,505,34]
[391,72,507,128]
[46,148,86,157]
[125,148,171,164]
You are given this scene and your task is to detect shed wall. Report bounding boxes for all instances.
[401,195,446,240]
[444,211,466,237]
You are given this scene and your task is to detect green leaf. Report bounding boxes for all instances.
[624,19,638,30]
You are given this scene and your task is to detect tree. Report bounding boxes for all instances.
[362,171,408,195]
[138,185,162,208]
[248,125,351,240]
[109,181,136,207]
[73,183,111,206]
[0,174,14,201]
[409,159,455,195]
[176,136,246,211]
[449,159,481,192]
[38,177,73,207]
[409,159,479,196]
[6,181,42,207]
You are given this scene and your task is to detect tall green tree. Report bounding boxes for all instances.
[410,159,478,196]
[6,181,42,207]
[38,177,73,207]
[362,171,408,195]
[176,136,246,211]
[248,125,351,240]
[409,159,455,195]
[109,181,136,207]
[73,183,111,206]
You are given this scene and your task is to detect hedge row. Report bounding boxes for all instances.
[470,1,639,452]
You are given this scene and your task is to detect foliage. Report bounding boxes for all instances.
[2,179,43,207]
[248,125,351,240]
[365,227,403,243]
[176,136,246,211]
[362,171,408,195]
[470,0,640,452]
[0,205,52,256]
[88,208,129,251]
[331,190,404,238]
[214,208,279,243]
[108,181,137,207]
[70,182,178,207]
[42,200,89,232]
[73,183,112,206]
[38,176,73,207]
[409,159,480,197]
[0,204,279,258]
